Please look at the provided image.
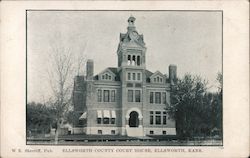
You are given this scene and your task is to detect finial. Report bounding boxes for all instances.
[128,15,136,26]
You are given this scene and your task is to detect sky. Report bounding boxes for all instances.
[27,11,222,103]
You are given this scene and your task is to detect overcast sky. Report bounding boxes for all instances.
[27,11,222,103]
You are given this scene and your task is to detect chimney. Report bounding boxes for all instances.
[86,59,94,80]
[169,64,177,85]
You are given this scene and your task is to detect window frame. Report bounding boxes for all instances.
[162,92,166,104]
[111,90,116,102]
[155,92,161,104]
[97,118,102,124]
[150,92,154,103]
[135,90,141,102]
[132,73,136,80]
[150,111,154,125]
[98,130,102,134]
[103,118,109,124]
[137,73,141,80]
[128,90,133,102]
[111,118,115,124]
[155,112,161,125]
[97,89,102,102]
[103,90,110,102]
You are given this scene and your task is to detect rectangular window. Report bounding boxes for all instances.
[150,115,154,125]
[127,83,133,87]
[155,111,161,114]
[163,131,166,135]
[163,115,167,125]
[98,130,102,134]
[132,73,136,80]
[162,92,166,104]
[97,118,101,124]
[135,90,141,102]
[111,90,115,102]
[97,90,102,102]
[111,118,115,124]
[155,92,161,104]
[111,130,115,135]
[163,111,167,125]
[155,116,161,125]
[103,90,110,102]
[128,73,131,80]
[128,90,133,102]
[150,111,154,125]
[155,111,161,125]
[150,92,154,103]
[137,73,141,80]
[135,83,142,87]
[103,118,109,124]
[150,131,154,134]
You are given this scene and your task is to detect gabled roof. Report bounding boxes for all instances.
[98,67,117,76]
[94,67,120,81]
[108,67,119,75]
[150,71,165,78]
[145,69,153,78]
[93,68,169,83]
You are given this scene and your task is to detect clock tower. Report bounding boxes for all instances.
[117,16,147,135]
[117,16,146,70]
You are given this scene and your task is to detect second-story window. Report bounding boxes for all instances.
[103,90,110,102]
[98,90,102,102]
[132,73,136,80]
[111,90,116,102]
[128,90,133,102]
[135,90,141,102]
[162,92,166,104]
[150,92,154,103]
[128,73,131,80]
[155,92,161,104]
[137,73,141,80]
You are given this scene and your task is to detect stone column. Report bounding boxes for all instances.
[138,116,143,128]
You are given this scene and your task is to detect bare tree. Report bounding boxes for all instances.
[46,42,86,144]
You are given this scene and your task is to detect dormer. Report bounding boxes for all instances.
[98,68,116,81]
[150,71,166,84]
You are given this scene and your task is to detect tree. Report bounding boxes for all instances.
[168,74,209,138]
[211,72,222,136]
[27,102,56,137]
[168,73,223,139]
[46,42,86,144]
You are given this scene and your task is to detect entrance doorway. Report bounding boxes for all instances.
[129,111,139,127]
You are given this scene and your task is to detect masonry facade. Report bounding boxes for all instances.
[72,16,177,137]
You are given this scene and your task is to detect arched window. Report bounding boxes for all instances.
[128,55,131,65]
[132,55,136,66]
[137,56,140,66]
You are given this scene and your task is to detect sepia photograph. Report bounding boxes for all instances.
[26,10,223,146]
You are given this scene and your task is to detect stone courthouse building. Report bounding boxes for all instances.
[72,16,177,137]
